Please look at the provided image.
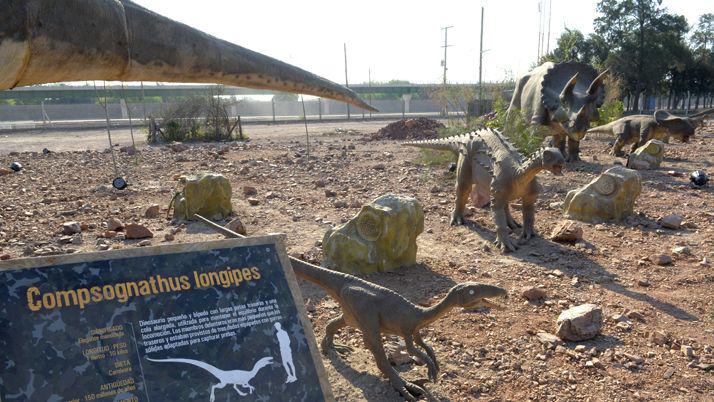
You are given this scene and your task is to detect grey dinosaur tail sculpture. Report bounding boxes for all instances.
[0,0,376,111]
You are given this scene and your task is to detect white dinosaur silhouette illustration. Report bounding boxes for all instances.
[147,356,273,401]
[274,322,297,383]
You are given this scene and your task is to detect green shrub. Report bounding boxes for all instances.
[433,97,544,157]
[595,99,624,126]
[148,87,240,144]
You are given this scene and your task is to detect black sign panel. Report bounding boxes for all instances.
[0,236,332,401]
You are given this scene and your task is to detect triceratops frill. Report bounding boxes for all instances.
[507,61,607,162]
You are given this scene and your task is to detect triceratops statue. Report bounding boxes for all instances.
[506,62,607,162]
[0,0,375,112]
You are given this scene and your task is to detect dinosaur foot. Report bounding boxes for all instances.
[518,229,537,245]
[333,343,354,356]
[394,380,426,402]
[507,218,521,230]
[494,234,517,253]
[322,341,353,357]
[566,155,581,163]
[450,214,465,226]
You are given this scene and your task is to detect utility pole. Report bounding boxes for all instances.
[537,1,542,62]
[546,0,552,54]
[368,68,373,118]
[478,7,484,116]
[441,26,453,87]
[344,43,350,120]
[441,25,454,116]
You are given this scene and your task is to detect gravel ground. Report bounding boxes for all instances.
[1,120,713,401]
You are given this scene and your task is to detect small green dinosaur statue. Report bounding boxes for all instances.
[587,108,714,156]
[404,129,565,253]
[195,215,508,401]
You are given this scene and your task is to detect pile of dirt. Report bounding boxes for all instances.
[371,117,445,140]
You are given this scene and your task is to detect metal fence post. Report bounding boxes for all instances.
[271,98,276,123]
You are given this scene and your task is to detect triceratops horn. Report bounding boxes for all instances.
[0,0,377,112]
[587,69,609,95]
[559,72,579,100]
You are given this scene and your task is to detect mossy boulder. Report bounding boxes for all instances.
[563,166,641,223]
[173,173,233,221]
[627,139,665,170]
[322,194,424,274]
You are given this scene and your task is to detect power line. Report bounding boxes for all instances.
[478,7,485,116]
[441,26,454,86]
[441,25,454,117]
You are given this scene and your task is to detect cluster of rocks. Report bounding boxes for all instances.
[370,118,445,141]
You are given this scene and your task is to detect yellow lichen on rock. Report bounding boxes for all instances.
[627,139,665,170]
[322,194,424,274]
[563,166,641,222]
[173,173,233,221]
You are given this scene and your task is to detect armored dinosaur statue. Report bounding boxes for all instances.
[587,108,714,156]
[506,62,607,162]
[195,214,508,401]
[0,0,375,111]
[147,356,273,401]
[404,129,565,253]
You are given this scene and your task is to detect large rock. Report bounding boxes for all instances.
[322,194,424,274]
[144,204,161,218]
[62,221,82,235]
[556,304,603,341]
[173,173,233,221]
[225,217,247,236]
[659,214,683,229]
[563,166,641,223]
[125,224,154,240]
[627,140,665,170]
[107,217,124,232]
[550,220,583,243]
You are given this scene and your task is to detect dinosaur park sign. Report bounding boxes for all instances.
[0,236,332,401]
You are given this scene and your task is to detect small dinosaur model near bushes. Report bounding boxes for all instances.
[196,215,508,401]
[587,108,714,156]
[506,62,607,162]
[405,129,565,253]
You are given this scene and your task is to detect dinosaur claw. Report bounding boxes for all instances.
[397,381,426,401]
[333,344,354,356]
[518,229,537,245]
[450,217,465,226]
[495,234,517,253]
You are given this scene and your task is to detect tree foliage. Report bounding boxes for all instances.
[542,1,713,111]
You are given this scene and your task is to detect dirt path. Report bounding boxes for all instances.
[0,121,387,154]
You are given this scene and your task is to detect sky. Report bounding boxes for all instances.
[132,1,709,85]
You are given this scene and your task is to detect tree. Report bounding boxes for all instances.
[594,0,689,110]
[691,13,714,62]
[541,29,592,64]
[689,14,714,108]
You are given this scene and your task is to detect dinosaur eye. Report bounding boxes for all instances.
[469,289,475,295]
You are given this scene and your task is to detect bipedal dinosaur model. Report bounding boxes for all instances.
[147,356,273,401]
[587,108,714,156]
[506,62,607,162]
[404,129,565,253]
[195,215,508,402]
[0,0,375,111]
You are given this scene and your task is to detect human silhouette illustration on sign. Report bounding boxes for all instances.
[147,356,273,401]
[274,322,297,383]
